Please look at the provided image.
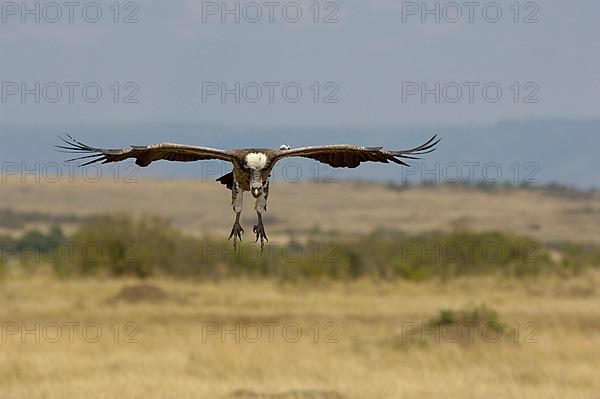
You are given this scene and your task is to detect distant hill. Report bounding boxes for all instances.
[1,118,599,188]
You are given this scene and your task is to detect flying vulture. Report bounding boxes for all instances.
[56,134,440,250]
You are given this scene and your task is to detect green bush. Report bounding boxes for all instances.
[401,303,504,346]
[53,219,567,279]
[428,303,499,327]
[332,230,553,280]
[55,215,181,277]
[1,214,598,280]
[0,226,65,272]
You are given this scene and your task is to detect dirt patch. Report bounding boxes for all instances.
[107,284,169,304]
[228,390,345,399]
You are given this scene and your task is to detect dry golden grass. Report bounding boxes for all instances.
[1,177,600,244]
[1,272,599,398]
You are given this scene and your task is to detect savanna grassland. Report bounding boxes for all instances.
[1,178,600,398]
[1,275,599,398]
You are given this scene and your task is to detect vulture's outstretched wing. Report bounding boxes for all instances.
[56,135,236,167]
[271,135,440,168]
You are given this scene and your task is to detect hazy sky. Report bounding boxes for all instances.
[1,0,598,127]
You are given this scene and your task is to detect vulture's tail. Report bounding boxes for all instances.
[216,172,234,190]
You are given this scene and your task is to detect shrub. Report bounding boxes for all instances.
[55,215,180,277]
[0,213,588,280]
[428,303,499,326]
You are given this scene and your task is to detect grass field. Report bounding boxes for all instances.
[1,273,599,398]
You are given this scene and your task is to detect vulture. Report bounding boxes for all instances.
[56,134,440,250]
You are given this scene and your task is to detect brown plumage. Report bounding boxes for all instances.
[57,134,439,172]
[57,134,440,250]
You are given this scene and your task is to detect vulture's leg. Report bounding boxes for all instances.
[228,179,244,248]
[253,181,269,251]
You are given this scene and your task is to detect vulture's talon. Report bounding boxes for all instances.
[253,224,268,251]
[228,222,244,248]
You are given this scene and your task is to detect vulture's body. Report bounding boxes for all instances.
[57,135,440,249]
[218,149,275,192]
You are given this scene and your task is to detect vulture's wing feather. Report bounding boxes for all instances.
[271,135,440,168]
[56,134,235,167]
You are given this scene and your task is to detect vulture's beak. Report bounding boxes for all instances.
[251,188,262,198]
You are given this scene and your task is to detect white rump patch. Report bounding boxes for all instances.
[245,152,267,170]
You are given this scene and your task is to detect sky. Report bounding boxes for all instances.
[1,0,599,128]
